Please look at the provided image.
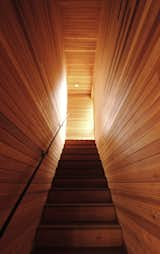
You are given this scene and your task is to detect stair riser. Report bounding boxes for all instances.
[33,247,125,254]
[56,167,103,172]
[47,191,111,203]
[56,168,104,174]
[56,168,103,172]
[64,144,97,149]
[53,179,107,188]
[55,172,104,178]
[55,176,105,179]
[65,141,95,145]
[58,161,102,168]
[55,175,104,179]
[36,228,122,247]
[56,169,103,174]
[61,155,100,160]
[42,206,116,223]
[62,149,98,154]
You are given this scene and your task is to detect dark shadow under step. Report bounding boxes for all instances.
[33,247,125,254]
[53,178,107,188]
[47,189,111,203]
[55,170,104,178]
[57,160,103,169]
[61,148,99,154]
[65,140,95,145]
[41,204,116,224]
[61,154,100,160]
[35,224,122,248]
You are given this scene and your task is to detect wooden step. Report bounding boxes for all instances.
[53,178,107,188]
[56,168,104,174]
[56,166,104,174]
[33,247,125,254]
[41,204,116,224]
[58,160,102,169]
[35,224,122,247]
[61,154,100,160]
[55,169,104,178]
[64,140,97,151]
[55,173,104,178]
[62,148,98,154]
[64,144,97,149]
[47,189,111,203]
[65,140,95,145]
[56,167,103,172]
[55,175,105,179]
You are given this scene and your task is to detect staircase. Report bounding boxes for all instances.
[32,140,126,254]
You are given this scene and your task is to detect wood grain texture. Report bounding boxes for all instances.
[94,0,160,253]
[59,0,102,95]
[58,0,102,140]
[66,95,94,139]
[0,0,66,253]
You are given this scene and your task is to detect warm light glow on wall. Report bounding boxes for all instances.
[51,72,67,139]
[66,95,94,140]
[57,77,67,120]
[74,83,79,88]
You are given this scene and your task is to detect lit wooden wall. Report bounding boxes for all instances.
[66,95,94,139]
[94,0,160,253]
[58,0,101,140]
[0,1,66,253]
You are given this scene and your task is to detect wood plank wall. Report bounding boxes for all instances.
[58,0,101,140]
[66,95,94,139]
[0,1,66,253]
[59,0,101,94]
[94,0,160,253]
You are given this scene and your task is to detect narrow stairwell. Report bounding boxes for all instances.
[32,140,126,254]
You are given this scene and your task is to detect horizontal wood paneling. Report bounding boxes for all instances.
[0,1,66,253]
[94,0,160,253]
[59,1,101,139]
[66,95,94,139]
[59,0,101,95]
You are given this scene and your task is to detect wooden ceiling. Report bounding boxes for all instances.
[59,0,102,95]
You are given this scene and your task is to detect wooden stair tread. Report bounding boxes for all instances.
[51,187,108,191]
[57,165,103,170]
[62,149,98,153]
[33,247,125,254]
[38,224,121,229]
[41,221,118,226]
[56,167,103,170]
[55,173,104,177]
[59,159,101,162]
[48,188,110,192]
[61,151,99,155]
[55,176,105,179]
[47,190,111,203]
[45,203,114,207]
[41,205,116,223]
[58,159,102,164]
[35,226,122,247]
[60,155,100,160]
[53,178,107,182]
[53,179,107,188]
[53,187,108,190]
[56,173,104,177]
[65,140,95,144]
[64,145,97,149]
